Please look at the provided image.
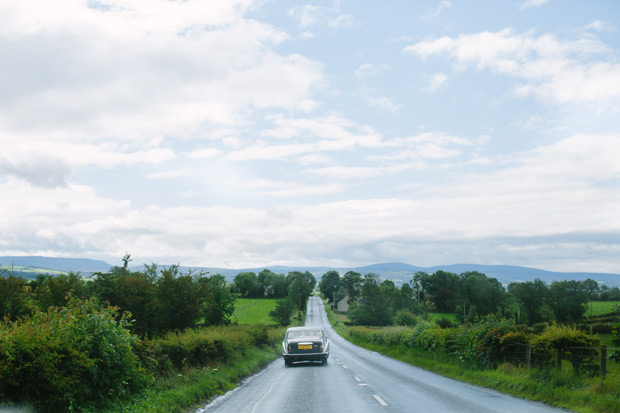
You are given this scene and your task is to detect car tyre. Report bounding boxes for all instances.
[285,359,291,367]
[322,358,328,366]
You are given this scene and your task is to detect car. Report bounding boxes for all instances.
[282,326,330,367]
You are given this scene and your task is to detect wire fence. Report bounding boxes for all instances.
[498,341,619,376]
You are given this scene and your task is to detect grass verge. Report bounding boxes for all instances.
[326,307,620,413]
[103,346,280,412]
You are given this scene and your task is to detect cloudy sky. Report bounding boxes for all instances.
[1,0,619,272]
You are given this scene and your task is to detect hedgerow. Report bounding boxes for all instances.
[0,299,146,412]
[348,317,602,374]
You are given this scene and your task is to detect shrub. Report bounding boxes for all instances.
[534,324,600,375]
[451,317,516,368]
[0,299,145,411]
[394,310,418,327]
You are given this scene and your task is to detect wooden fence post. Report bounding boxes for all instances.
[526,342,531,369]
[601,345,607,376]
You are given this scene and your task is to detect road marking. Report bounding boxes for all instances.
[354,376,361,382]
[359,383,368,387]
[342,365,348,369]
[373,395,388,407]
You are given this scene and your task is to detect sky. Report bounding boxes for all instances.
[1,0,619,273]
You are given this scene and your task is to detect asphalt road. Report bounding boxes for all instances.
[197,297,567,413]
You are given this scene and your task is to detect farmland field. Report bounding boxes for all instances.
[587,300,620,316]
[232,298,279,324]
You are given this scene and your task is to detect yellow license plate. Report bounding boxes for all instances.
[298,344,312,350]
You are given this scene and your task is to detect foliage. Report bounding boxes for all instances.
[456,271,507,322]
[547,281,589,323]
[348,274,392,326]
[534,324,601,375]
[393,309,418,327]
[143,324,277,375]
[269,298,296,326]
[287,272,313,312]
[0,299,145,412]
[90,262,233,336]
[319,270,340,302]
[0,270,32,321]
[32,272,87,310]
[233,272,261,298]
[340,271,362,302]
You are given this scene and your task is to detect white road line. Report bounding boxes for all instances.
[373,395,388,407]
[342,365,347,369]
[359,383,368,387]
[354,376,361,382]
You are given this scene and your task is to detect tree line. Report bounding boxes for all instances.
[318,269,612,326]
[232,270,317,326]
[0,254,235,337]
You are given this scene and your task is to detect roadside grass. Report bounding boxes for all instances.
[326,307,620,413]
[102,347,280,413]
[232,298,279,325]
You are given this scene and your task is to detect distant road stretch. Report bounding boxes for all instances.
[197,297,564,413]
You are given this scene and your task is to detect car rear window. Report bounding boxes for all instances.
[288,330,322,338]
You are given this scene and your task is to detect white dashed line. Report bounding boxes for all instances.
[373,395,388,407]
[354,376,361,382]
[359,383,368,387]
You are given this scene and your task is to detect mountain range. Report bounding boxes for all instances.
[2,256,619,287]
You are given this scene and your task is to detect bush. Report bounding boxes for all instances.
[0,299,145,411]
[144,324,279,375]
[534,324,600,375]
[393,310,418,327]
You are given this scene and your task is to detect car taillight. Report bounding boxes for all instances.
[319,344,322,351]
[288,345,291,353]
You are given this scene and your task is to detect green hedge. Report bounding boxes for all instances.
[349,318,602,374]
[140,324,282,375]
[0,299,146,412]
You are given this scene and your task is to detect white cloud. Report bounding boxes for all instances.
[148,169,190,179]
[519,0,549,10]
[288,3,357,30]
[368,97,400,112]
[403,28,620,104]
[418,1,453,22]
[0,0,325,170]
[1,132,618,271]
[354,63,389,80]
[425,73,449,92]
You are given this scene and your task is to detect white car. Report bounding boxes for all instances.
[282,326,329,366]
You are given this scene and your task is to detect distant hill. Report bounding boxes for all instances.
[0,256,112,274]
[2,257,620,287]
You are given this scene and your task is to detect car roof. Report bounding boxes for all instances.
[286,326,324,331]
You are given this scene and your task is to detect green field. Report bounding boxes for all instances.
[232,298,279,324]
[587,301,620,316]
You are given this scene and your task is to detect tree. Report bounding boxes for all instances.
[234,272,260,297]
[269,298,296,326]
[508,279,549,325]
[456,271,506,322]
[349,274,392,326]
[548,280,588,323]
[198,274,236,325]
[288,274,312,313]
[0,270,31,320]
[341,271,362,302]
[34,272,87,310]
[415,270,459,312]
[156,265,202,332]
[319,270,340,302]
